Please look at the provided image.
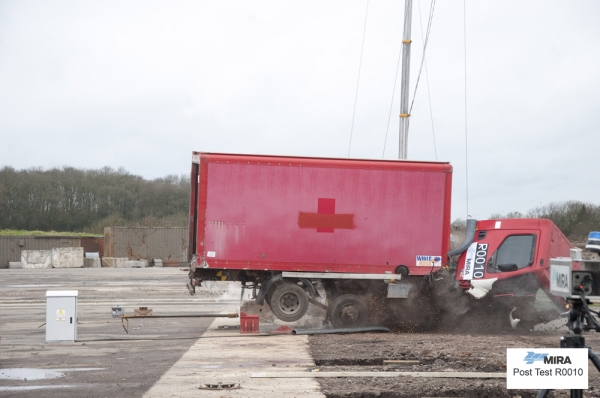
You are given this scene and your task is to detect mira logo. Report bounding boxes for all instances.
[523,352,573,365]
[544,356,572,365]
[523,352,549,364]
[553,272,568,289]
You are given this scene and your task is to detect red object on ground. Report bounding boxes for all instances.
[274,325,293,334]
[240,313,260,333]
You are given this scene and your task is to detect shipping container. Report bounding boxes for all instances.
[189,152,452,275]
[188,152,452,326]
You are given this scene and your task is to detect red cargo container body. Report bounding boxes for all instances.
[189,152,453,276]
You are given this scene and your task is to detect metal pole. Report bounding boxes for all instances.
[399,0,413,160]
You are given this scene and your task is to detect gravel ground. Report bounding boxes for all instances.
[308,329,600,398]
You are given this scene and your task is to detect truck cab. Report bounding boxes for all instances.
[454,218,573,321]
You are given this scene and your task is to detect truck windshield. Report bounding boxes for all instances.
[493,234,536,270]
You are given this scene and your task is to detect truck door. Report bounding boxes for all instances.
[460,228,541,297]
[486,232,539,277]
[461,229,538,280]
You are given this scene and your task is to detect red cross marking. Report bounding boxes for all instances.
[298,198,355,233]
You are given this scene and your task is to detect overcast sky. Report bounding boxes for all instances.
[1,1,599,221]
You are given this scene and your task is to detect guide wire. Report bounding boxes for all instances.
[417,0,438,161]
[464,0,470,218]
[348,0,371,157]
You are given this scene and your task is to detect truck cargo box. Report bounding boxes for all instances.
[189,152,452,276]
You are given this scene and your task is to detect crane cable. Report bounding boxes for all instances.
[416,0,438,161]
[464,0,470,218]
[348,0,371,158]
[408,0,436,116]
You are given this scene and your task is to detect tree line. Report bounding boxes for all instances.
[2,166,598,242]
[490,201,600,243]
[0,166,190,233]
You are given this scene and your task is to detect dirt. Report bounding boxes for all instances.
[308,330,600,398]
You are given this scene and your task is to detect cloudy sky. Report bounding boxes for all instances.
[1,0,599,221]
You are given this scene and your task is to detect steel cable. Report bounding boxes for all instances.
[348,0,370,158]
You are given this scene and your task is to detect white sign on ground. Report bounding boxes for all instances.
[507,348,588,389]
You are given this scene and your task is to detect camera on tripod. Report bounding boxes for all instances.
[550,232,600,302]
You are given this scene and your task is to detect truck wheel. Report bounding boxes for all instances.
[329,294,369,329]
[269,282,309,322]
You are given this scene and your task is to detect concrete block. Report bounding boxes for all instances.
[83,258,101,268]
[9,262,23,269]
[129,260,148,268]
[123,260,148,268]
[51,247,84,268]
[153,259,163,267]
[101,257,127,268]
[21,250,52,269]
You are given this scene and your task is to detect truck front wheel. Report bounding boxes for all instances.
[329,294,369,329]
[269,282,309,322]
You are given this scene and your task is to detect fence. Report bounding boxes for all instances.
[103,227,189,264]
[0,236,88,269]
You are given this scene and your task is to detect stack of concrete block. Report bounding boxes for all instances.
[51,247,84,268]
[21,250,52,269]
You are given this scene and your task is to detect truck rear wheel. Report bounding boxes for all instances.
[329,294,369,328]
[269,282,309,322]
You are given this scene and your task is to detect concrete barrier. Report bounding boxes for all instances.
[101,257,127,268]
[123,260,148,268]
[8,262,23,269]
[21,250,52,269]
[83,258,101,268]
[51,247,84,268]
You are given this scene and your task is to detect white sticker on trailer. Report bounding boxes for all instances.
[206,251,216,258]
[462,242,477,280]
[416,256,442,267]
[495,221,501,229]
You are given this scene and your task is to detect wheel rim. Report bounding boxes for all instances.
[277,291,301,315]
[337,303,360,326]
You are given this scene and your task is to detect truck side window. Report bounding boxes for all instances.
[494,234,536,270]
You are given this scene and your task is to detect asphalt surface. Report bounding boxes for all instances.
[0,268,237,397]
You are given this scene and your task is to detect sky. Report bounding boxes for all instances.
[1,0,600,222]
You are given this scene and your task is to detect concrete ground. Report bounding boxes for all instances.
[0,268,322,397]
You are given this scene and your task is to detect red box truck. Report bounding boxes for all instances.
[188,152,572,329]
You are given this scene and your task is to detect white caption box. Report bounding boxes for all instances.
[507,348,588,389]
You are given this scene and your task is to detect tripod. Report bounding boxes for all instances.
[537,296,600,398]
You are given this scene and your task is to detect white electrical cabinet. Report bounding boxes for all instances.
[46,290,78,342]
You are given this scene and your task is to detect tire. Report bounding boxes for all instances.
[264,290,273,306]
[269,282,309,322]
[328,294,369,328]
